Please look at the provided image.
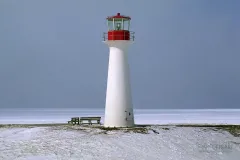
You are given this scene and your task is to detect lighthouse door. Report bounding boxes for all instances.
[125,111,132,121]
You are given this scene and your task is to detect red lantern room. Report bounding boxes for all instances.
[103,13,135,41]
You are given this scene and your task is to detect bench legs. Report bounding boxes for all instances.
[88,120,92,125]
[69,121,80,125]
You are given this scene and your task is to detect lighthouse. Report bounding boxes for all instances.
[103,13,135,127]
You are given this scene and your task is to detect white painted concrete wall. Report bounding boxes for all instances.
[103,40,135,127]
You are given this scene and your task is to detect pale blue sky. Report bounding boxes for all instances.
[0,0,239,109]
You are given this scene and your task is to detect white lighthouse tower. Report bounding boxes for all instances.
[103,13,135,127]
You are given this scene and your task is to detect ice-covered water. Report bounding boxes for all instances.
[0,108,240,124]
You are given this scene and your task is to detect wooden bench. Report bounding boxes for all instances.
[79,117,101,125]
[68,117,80,125]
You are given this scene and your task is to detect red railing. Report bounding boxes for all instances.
[103,31,135,41]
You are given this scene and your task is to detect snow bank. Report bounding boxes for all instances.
[0,125,240,160]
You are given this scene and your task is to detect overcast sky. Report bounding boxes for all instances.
[0,0,239,109]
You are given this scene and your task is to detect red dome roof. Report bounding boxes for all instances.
[106,13,131,20]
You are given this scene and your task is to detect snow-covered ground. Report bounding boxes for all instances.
[1,109,240,159]
[0,125,240,160]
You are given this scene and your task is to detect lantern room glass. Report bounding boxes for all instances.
[107,18,130,31]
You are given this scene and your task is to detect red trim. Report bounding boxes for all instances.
[108,30,130,40]
[106,13,131,20]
